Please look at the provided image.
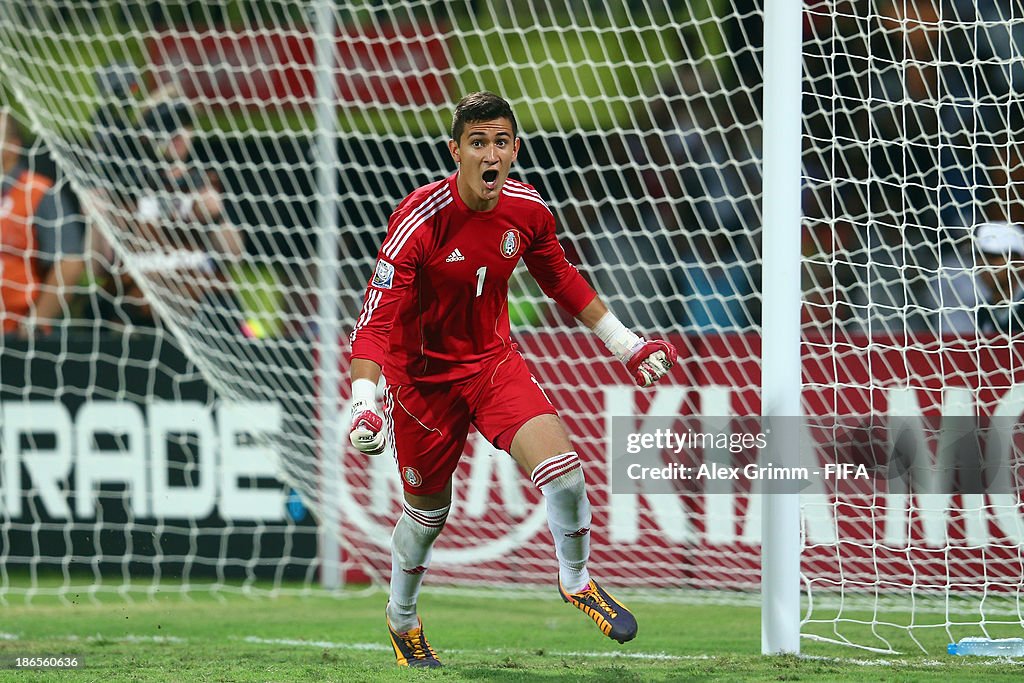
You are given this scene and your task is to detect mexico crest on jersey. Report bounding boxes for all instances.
[402,467,423,487]
[371,258,395,289]
[500,229,521,259]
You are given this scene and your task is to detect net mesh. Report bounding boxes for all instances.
[0,0,1021,652]
[797,0,1024,651]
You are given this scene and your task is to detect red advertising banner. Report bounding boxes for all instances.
[146,24,449,108]
[335,331,1024,591]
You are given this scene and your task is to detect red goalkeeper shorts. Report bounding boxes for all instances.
[383,347,558,495]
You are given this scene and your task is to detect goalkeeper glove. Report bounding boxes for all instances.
[625,339,677,387]
[593,311,678,387]
[349,378,386,456]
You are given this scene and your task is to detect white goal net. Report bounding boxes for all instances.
[797,0,1024,652]
[0,0,1021,654]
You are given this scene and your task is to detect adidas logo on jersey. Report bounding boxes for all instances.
[446,248,465,263]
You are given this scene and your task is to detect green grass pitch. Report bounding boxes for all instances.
[1,583,1023,681]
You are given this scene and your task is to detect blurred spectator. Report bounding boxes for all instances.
[628,65,760,247]
[985,128,1024,227]
[560,183,685,332]
[86,89,249,337]
[678,231,755,333]
[91,62,145,155]
[610,64,760,333]
[0,110,85,337]
[927,222,1024,336]
[962,2,1024,100]
[801,0,1005,334]
[800,214,856,329]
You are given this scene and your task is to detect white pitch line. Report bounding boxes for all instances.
[242,637,391,653]
[799,654,1024,667]
[239,636,1024,667]
[8,632,1024,667]
[0,634,187,645]
[239,635,696,661]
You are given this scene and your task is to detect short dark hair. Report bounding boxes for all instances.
[450,92,517,143]
[142,99,196,134]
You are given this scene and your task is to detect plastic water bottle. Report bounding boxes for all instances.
[947,637,1024,657]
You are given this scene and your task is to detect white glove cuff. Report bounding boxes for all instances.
[592,311,642,363]
[351,378,377,407]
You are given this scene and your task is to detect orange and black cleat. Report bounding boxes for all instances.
[559,578,638,644]
[386,616,442,668]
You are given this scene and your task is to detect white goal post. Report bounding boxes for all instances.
[760,0,802,656]
[0,0,1023,657]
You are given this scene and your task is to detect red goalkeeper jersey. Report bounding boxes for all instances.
[350,172,596,385]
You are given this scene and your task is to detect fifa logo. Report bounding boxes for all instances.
[372,259,395,289]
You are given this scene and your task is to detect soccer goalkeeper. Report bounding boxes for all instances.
[348,92,677,668]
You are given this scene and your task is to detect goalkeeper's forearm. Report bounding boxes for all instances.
[579,294,677,387]
[352,358,385,401]
[575,295,609,330]
[351,357,382,391]
[348,357,385,455]
[578,296,641,362]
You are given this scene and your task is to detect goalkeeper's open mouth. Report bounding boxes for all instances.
[483,168,499,191]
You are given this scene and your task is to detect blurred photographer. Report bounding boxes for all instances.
[930,222,1024,336]
[91,90,249,336]
[135,97,243,270]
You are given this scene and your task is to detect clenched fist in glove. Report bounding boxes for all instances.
[625,339,678,387]
[593,311,678,387]
[349,378,386,456]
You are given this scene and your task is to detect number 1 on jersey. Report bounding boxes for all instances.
[475,266,487,297]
